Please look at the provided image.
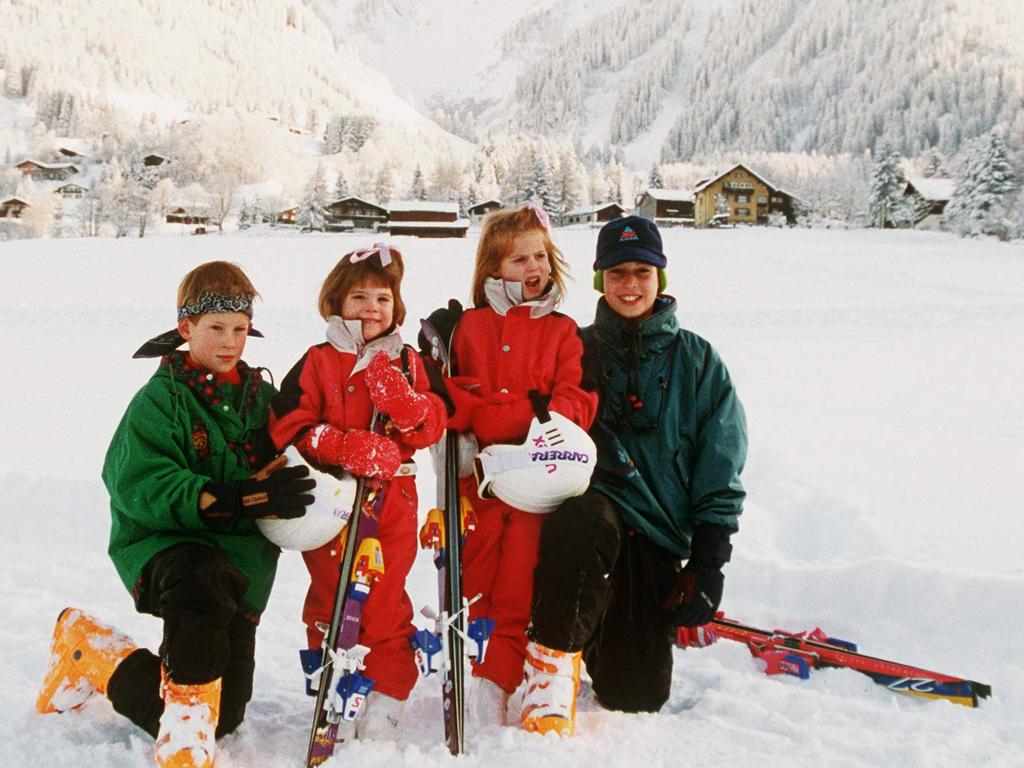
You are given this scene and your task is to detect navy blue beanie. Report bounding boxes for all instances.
[593,215,667,270]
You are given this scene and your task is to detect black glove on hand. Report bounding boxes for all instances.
[665,523,733,627]
[201,465,315,527]
[417,299,464,359]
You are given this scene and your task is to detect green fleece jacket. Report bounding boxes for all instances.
[103,353,280,614]
[583,296,747,558]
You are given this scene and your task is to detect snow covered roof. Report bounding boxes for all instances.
[693,164,779,194]
[328,196,387,211]
[387,219,469,229]
[467,199,502,212]
[565,202,627,217]
[905,177,955,202]
[1,196,29,205]
[16,159,79,171]
[388,200,460,214]
[55,139,91,158]
[642,188,694,202]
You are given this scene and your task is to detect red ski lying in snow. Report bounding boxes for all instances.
[676,614,992,708]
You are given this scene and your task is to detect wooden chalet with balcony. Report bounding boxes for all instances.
[166,206,210,225]
[903,177,955,230]
[634,188,695,226]
[384,200,469,238]
[467,199,502,224]
[15,160,80,181]
[693,164,797,227]
[561,202,626,226]
[0,197,29,218]
[324,196,389,231]
[54,182,88,198]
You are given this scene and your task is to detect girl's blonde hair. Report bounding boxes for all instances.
[177,261,259,314]
[318,247,407,328]
[470,206,568,308]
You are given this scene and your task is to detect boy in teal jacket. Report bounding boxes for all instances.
[522,217,747,737]
[36,262,315,768]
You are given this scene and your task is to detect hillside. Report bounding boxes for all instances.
[316,0,1024,167]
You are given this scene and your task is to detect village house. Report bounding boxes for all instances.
[903,177,955,230]
[560,202,627,226]
[324,196,389,231]
[467,199,502,224]
[692,164,797,227]
[165,206,210,226]
[54,182,88,199]
[275,206,299,225]
[55,142,90,161]
[384,200,469,238]
[0,196,29,218]
[634,188,695,226]
[15,160,80,181]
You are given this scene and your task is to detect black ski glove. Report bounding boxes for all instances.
[200,465,315,528]
[664,524,733,627]
[417,299,464,359]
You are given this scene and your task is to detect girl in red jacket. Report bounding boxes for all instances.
[269,245,447,738]
[440,204,598,724]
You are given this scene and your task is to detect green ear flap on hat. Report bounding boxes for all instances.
[593,269,668,292]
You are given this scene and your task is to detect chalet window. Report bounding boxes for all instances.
[736,194,749,203]
[757,196,767,204]
[736,207,750,216]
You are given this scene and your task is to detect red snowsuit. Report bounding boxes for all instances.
[449,299,598,692]
[270,326,446,700]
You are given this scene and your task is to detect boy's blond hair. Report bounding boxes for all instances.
[177,261,259,317]
[318,247,407,328]
[470,206,568,308]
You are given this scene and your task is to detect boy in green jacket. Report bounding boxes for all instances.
[521,217,747,737]
[36,261,315,768]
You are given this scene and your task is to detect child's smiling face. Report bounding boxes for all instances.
[178,311,251,373]
[341,280,394,341]
[498,230,552,300]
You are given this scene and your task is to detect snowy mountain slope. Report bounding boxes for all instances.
[0,0,468,155]
[316,0,1024,166]
[1,227,1023,767]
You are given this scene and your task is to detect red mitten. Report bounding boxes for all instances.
[365,351,428,432]
[296,423,348,466]
[298,424,401,479]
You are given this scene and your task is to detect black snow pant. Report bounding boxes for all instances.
[105,542,258,739]
[530,491,680,713]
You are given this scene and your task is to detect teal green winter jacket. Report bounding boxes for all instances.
[583,296,747,558]
[103,353,281,615]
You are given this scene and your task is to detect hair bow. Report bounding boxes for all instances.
[350,242,393,266]
[524,201,550,230]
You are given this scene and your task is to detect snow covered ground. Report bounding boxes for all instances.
[1,226,1022,767]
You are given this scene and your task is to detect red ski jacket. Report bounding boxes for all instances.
[269,335,446,458]
[449,305,598,446]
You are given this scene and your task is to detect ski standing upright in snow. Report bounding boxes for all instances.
[412,309,493,755]
[302,405,388,765]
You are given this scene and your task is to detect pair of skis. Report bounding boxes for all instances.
[411,317,493,755]
[676,614,991,708]
[302,406,388,766]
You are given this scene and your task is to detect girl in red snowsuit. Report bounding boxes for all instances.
[270,245,446,733]
[440,205,598,722]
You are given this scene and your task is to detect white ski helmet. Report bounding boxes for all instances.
[474,411,596,514]
[256,446,357,551]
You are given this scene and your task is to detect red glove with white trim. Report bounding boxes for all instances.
[298,423,401,479]
[365,351,428,432]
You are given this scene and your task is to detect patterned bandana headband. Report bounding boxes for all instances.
[177,292,255,320]
[350,242,393,267]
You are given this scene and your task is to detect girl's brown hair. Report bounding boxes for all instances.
[177,261,259,310]
[470,206,568,308]
[318,247,407,328]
